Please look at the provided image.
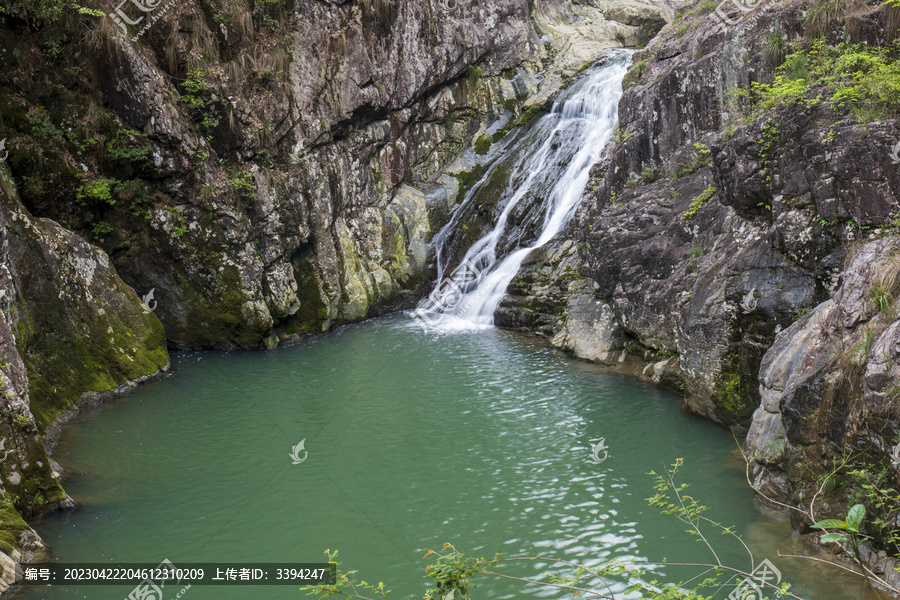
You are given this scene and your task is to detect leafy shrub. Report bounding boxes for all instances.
[681,185,716,223]
[105,129,155,171]
[674,142,712,178]
[12,0,66,25]
[91,221,113,236]
[227,168,257,201]
[752,40,900,121]
[76,178,115,205]
[181,69,219,130]
[757,118,781,178]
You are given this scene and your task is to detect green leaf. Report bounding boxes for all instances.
[811,519,849,530]
[77,6,105,17]
[847,504,866,533]
[820,533,849,543]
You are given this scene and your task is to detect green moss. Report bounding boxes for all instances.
[514,105,543,128]
[715,372,743,413]
[466,64,487,80]
[473,135,492,155]
[0,90,30,131]
[0,499,27,556]
[6,170,170,429]
[452,165,489,200]
[22,301,169,430]
[712,361,757,423]
[179,264,262,347]
[12,460,66,515]
[491,124,512,143]
[622,60,647,89]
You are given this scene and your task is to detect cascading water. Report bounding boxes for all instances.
[414,50,632,332]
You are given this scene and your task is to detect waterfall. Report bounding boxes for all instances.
[413,50,632,333]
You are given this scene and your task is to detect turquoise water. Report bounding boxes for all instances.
[12,316,872,599]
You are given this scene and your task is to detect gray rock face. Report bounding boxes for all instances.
[56,0,670,351]
[744,238,900,583]
[747,237,900,476]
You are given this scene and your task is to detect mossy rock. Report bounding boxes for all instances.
[474,135,492,155]
[0,499,28,556]
[2,166,169,430]
[175,264,267,348]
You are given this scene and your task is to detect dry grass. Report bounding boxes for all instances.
[250,121,276,150]
[224,60,244,86]
[359,0,397,32]
[224,43,291,88]
[234,5,254,44]
[868,250,900,317]
[84,13,121,57]
[186,17,219,70]
[165,16,180,72]
[802,0,880,41]
[226,104,239,134]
